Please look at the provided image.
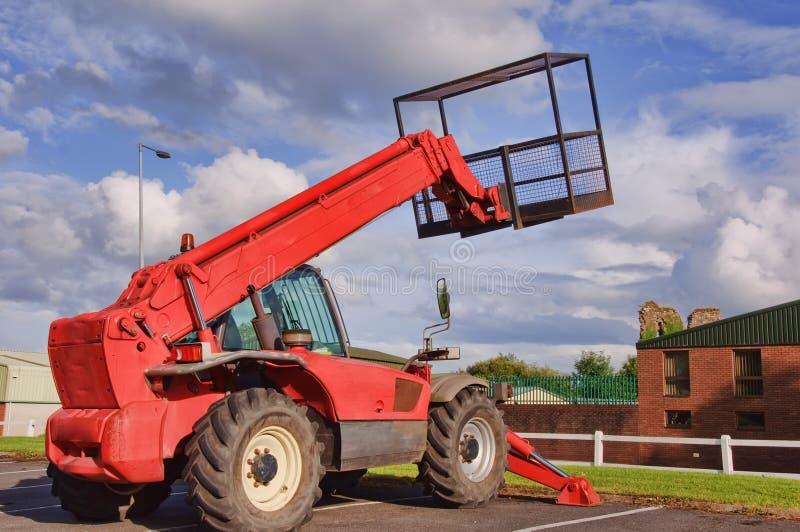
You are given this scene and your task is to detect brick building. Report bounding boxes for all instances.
[498,299,800,474]
[636,299,800,473]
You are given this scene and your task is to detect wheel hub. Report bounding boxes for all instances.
[459,435,480,463]
[251,452,278,485]
[458,417,496,482]
[240,425,303,511]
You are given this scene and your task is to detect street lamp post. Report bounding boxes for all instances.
[138,143,171,269]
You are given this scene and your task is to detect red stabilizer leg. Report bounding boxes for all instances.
[556,477,601,506]
[506,431,601,507]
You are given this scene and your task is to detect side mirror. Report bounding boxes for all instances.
[437,278,450,319]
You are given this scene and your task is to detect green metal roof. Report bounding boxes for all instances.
[636,298,800,349]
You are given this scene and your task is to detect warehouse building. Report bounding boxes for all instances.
[0,350,60,436]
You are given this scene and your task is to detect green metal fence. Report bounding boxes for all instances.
[487,375,638,405]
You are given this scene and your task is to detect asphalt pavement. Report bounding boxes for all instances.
[0,461,795,531]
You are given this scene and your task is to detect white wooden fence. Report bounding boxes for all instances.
[0,419,36,437]
[519,431,800,480]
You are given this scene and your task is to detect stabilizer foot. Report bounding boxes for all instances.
[556,477,601,506]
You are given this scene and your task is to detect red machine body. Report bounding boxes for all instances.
[46,131,507,484]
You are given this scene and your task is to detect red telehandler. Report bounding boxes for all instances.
[46,52,612,530]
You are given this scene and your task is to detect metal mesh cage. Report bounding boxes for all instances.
[395,52,613,238]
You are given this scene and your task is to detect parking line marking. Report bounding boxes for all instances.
[3,504,61,514]
[513,506,662,531]
[0,468,46,476]
[0,490,188,515]
[148,494,432,530]
[0,483,50,491]
[314,495,430,512]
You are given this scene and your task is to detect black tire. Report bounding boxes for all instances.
[417,387,508,508]
[48,461,175,521]
[183,388,324,531]
[319,469,367,496]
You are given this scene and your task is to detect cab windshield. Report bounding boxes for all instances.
[219,267,345,356]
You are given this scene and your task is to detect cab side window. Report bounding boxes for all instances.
[221,300,261,350]
[218,267,345,356]
[269,269,344,356]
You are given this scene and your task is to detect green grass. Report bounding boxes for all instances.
[367,463,800,510]
[0,435,46,459]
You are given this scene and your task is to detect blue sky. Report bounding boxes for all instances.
[1,1,798,372]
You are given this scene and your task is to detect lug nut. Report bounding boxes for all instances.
[246,472,252,478]
[247,458,254,465]
[254,482,260,488]
[254,448,261,454]
[263,448,270,454]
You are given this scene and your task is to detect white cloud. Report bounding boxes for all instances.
[0,301,57,352]
[556,0,800,72]
[180,148,308,240]
[88,171,181,257]
[675,75,800,118]
[90,103,160,129]
[230,79,290,119]
[23,106,55,140]
[74,60,111,83]
[0,149,308,349]
[0,79,11,110]
[192,55,215,87]
[0,1,551,167]
[144,1,549,86]
[89,148,308,261]
[0,126,28,160]
[703,186,800,309]
[72,102,229,152]
[603,106,739,229]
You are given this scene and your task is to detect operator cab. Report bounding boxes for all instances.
[182,265,349,357]
[177,268,459,371]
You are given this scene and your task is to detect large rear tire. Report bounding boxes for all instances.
[417,387,507,508]
[183,388,324,531]
[48,462,175,521]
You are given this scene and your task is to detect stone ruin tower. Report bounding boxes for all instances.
[639,301,684,340]
[687,307,721,328]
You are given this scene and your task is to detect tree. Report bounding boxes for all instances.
[617,354,638,377]
[573,350,613,377]
[465,352,561,379]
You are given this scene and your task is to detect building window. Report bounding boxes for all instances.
[664,351,690,396]
[734,349,763,396]
[736,412,765,431]
[665,410,691,428]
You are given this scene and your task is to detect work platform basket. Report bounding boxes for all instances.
[394,52,613,239]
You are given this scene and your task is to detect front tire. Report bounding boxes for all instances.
[418,387,507,508]
[183,388,324,531]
